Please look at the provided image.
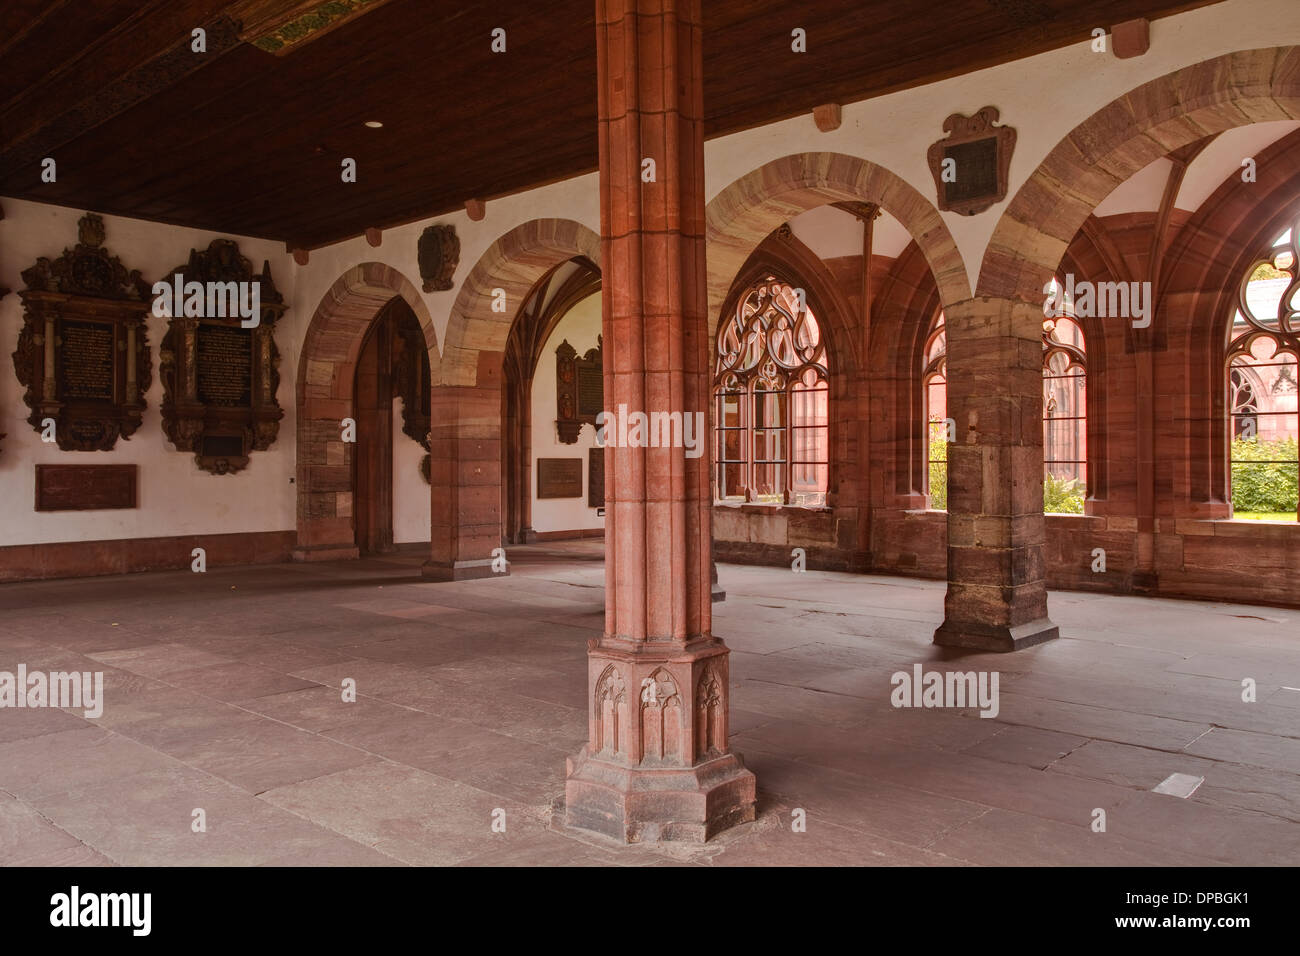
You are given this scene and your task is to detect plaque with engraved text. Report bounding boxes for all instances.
[196,324,253,407]
[58,319,116,402]
[927,107,1016,216]
[538,457,583,499]
[35,464,138,511]
[577,363,603,419]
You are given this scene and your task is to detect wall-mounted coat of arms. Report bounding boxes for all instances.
[417,223,460,292]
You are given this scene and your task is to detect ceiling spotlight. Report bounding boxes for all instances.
[364,120,383,128]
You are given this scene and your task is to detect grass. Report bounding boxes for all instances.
[1231,511,1297,522]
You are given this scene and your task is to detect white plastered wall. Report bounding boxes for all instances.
[530,293,604,535]
[3,0,1297,548]
[0,199,295,545]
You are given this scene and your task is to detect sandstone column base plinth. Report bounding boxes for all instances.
[565,640,755,843]
[420,558,502,582]
[934,617,1059,652]
[565,747,756,844]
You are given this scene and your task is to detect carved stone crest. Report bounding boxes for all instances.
[417,223,460,292]
[927,106,1017,216]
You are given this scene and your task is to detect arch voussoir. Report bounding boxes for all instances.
[706,151,970,341]
[938,46,1300,653]
[294,263,438,560]
[441,218,601,387]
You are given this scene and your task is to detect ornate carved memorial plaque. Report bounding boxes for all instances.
[35,464,138,511]
[417,223,459,292]
[538,457,583,499]
[588,446,605,509]
[13,214,153,452]
[159,239,285,474]
[927,107,1016,216]
[555,336,602,444]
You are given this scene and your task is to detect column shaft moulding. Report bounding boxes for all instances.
[564,0,756,843]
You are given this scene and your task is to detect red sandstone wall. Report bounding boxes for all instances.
[726,202,1300,609]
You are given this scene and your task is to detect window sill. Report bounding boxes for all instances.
[713,501,833,515]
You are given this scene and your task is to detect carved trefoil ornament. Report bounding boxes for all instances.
[417,223,460,292]
[158,239,286,474]
[927,106,1016,216]
[695,664,726,758]
[639,668,683,765]
[13,214,153,451]
[594,664,628,758]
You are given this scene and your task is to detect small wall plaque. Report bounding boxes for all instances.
[36,464,138,511]
[927,107,1016,216]
[537,457,583,499]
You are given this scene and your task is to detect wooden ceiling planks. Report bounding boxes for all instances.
[0,0,1225,249]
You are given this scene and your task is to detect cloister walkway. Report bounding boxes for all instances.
[2,543,1297,866]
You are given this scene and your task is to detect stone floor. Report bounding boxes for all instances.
[1,541,1298,866]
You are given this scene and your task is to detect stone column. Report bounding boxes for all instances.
[564,0,755,843]
[934,297,1060,651]
[423,351,506,581]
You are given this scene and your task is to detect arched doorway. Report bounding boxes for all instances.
[427,218,601,578]
[502,257,602,543]
[353,296,432,555]
[294,263,438,562]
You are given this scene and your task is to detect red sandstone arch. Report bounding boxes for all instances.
[441,218,601,386]
[870,240,943,508]
[972,47,1300,527]
[1158,127,1300,512]
[294,262,438,559]
[933,47,1300,649]
[979,47,1300,303]
[705,152,970,336]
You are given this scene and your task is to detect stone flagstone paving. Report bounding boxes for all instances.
[1,542,1298,866]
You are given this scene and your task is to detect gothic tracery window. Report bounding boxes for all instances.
[925,277,1088,514]
[714,277,828,507]
[1227,218,1300,520]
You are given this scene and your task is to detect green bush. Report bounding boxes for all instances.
[1231,437,1299,514]
[1043,474,1085,514]
[928,425,947,511]
[930,429,1088,514]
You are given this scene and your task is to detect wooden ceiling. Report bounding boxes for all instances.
[0,0,1223,250]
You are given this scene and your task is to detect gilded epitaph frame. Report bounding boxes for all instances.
[13,214,153,452]
[158,239,285,475]
[555,336,602,444]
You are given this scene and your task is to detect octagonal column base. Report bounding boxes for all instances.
[565,747,755,844]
